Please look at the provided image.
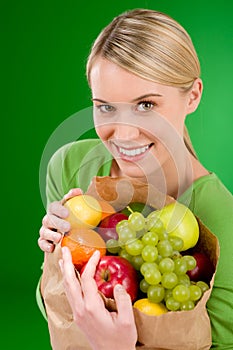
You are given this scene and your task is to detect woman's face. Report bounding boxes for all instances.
[90,58,198,180]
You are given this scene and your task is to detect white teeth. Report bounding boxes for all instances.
[119,145,149,156]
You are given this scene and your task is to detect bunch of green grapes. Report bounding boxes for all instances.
[106,209,209,311]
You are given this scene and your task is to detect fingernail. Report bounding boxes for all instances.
[58,259,63,271]
[93,250,100,258]
[64,190,73,199]
[47,243,52,252]
[61,246,69,255]
[114,284,124,291]
[61,246,66,254]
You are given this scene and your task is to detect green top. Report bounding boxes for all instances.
[179,174,233,349]
[45,139,112,206]
[38,139,233,349]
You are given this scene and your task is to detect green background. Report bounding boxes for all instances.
[2,0,233,348]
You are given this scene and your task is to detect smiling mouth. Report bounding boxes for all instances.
[115,143,154,158]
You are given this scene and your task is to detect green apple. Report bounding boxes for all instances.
[156,202,199,251]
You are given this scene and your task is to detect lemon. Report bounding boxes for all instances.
[64,195,102,229]
[134,298,168,316]
[157,202,199,251]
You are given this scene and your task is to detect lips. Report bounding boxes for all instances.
[114,143,153,161]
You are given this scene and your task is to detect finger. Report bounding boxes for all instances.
[48,201,69,218]
[62,188,83,204]
[113,284,135,324]
[42,214,70,233]
[80,250,101,299]
[38,237,55,253]
[39,226,62,244]
[60,246,83,304]
[81,250,100,279]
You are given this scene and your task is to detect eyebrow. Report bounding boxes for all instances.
[92,93,163,104]
[132,93,163,102]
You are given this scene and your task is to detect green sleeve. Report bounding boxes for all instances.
[36,275,48,321]
[46,142,73,205]
[46,139,112,206]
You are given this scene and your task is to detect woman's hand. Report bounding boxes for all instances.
[59,247,137,350]
[38,188,83,253]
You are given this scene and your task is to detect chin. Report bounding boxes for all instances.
[116,159,158,181]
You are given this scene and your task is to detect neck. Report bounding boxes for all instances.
[110,151,209,200]
[147,151,209,199]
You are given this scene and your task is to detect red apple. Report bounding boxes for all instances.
[187,252,214,283]
[97,212,128,242]
[93,256,138,301]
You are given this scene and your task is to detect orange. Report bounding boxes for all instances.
[98,200,116,220]
[64,194,102,229]
[134,298,168,316]
[61,228,106,270]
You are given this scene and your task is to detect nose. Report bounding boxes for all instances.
[113,123,140,140]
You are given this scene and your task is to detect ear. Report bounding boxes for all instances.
[186,78,203,114]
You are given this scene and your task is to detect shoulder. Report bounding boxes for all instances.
[193,173,233,208]
[180,173,233,208]
[179,172,233,236]
[190,173,233,238]
[46,139,112,202]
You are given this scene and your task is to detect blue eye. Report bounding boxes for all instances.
[96,104,116,113]
[137,101,155,112]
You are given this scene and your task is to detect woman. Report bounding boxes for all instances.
[38,9,233,349]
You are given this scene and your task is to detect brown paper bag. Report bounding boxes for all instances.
[132,218,218,350]
[41,176,219,350]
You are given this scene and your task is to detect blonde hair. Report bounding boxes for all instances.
[86,9,200,158]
